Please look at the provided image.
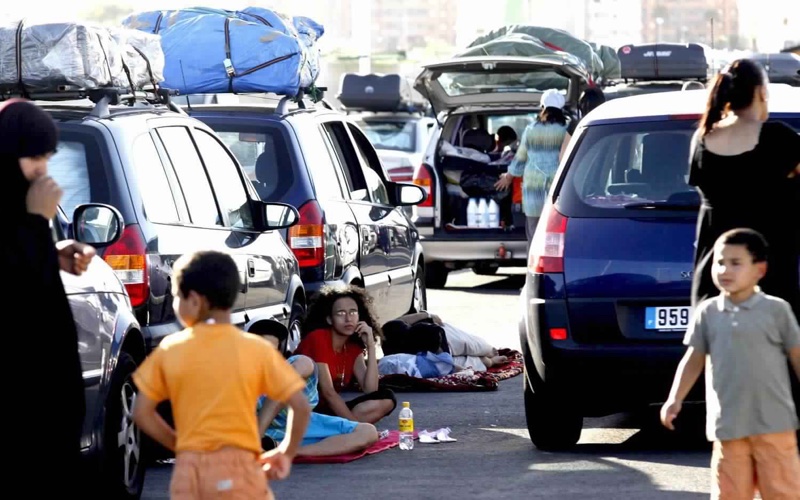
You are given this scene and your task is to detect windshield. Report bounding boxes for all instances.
[359,120,417,153]
[437,71,570,97]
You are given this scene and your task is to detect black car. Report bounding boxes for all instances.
[186,93,428,323]
[40,89,307,354]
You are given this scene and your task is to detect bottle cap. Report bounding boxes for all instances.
[402,401,410,408]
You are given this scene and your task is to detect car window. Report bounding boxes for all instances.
[564,122,696,209]
[322,121,369,200]
[359,119,416,152]
[348,123,391,205]
[156,126,221,227]
[214,127,296,203]
[131,133,180,224]
[305,128,347,200]
[193,129,253,229]
[48,140,91,217]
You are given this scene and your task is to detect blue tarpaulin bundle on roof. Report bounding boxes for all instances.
[121,6,324,96]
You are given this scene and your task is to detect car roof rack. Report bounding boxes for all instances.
[2,85,184,118]
[275,85,329,115]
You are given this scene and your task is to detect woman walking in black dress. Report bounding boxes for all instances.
[688,59,800,441]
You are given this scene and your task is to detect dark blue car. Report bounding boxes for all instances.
[520,86,800,450]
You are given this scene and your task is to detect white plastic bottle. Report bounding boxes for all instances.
[398,401,414,450]
[467,198,479,227]
[477,198,488,228]
[487,199,500,228]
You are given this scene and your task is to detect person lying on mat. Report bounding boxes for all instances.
[250,320,379,457]
[387,312,508,372]
[296,285,397,424]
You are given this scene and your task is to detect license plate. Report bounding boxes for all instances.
[645,306,691,331]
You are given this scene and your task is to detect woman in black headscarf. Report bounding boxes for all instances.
[1,99,95,490]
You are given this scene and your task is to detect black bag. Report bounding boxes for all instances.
[382,320,450,356]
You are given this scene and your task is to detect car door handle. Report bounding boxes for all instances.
[247,259,256,277]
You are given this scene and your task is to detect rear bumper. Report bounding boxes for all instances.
[421,237,527,265]
[521,275,700,416]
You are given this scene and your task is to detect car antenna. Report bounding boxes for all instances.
[180,60,192,113]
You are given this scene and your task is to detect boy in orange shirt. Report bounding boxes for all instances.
[132,250,310,499]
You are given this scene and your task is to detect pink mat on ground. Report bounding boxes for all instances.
[293,431,417,464]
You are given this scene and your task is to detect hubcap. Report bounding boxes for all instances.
[288,319,303,353]
[117,380,141,489]
[413,277,425,312]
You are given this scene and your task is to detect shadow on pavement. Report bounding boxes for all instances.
[444,273,526,294]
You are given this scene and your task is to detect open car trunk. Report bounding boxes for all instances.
[414,56,589,237]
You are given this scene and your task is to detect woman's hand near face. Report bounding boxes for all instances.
[26,175,62,220]
[356,321,374,346]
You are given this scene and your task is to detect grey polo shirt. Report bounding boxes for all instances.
[684,291,800,441]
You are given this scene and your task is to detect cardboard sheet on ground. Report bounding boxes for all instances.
[378,349,523,392]
[293,431,418,464]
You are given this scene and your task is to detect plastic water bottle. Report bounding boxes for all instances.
[477,198,488,228]
[467,198,479,228]
[398,401,414,450]
[487,199,500,228]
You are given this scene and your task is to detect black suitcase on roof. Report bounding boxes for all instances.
[618,43,708,81]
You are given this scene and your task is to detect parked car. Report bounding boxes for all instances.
[55,203,146,499]
[186,93,429,323]
[338,73,436,183]
[519,86,800,451]
[751,52,800,87]
[39,89,306,353]
[412,55,591,287]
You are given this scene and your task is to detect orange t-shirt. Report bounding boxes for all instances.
[295,328,363,392]
[133,323,305,454]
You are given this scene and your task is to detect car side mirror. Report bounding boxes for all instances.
[263,202,299,229]
[391,182,427,206]
[72,203,124,247]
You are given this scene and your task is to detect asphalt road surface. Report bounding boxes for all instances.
[141,269,714,500]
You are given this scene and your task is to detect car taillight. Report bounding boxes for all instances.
[412,163,434,208]
[288,200,325,268]
[528,204,568,274]
[389,166,414,183]
[102,224,149,308]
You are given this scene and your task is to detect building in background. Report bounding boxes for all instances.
[641,0,741,49]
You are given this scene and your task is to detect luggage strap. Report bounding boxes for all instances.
[222,16,301,94]
[14,19,29,98]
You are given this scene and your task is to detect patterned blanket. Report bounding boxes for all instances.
[378,349,523,392]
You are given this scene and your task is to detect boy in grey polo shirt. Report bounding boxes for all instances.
[661,228,800,499]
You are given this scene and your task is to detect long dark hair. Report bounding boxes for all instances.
[538,106,567,126]
[578,86,606,117]
[302,284,384,346]
[699,59,766,137]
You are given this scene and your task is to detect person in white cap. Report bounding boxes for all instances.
[494,88,569,248]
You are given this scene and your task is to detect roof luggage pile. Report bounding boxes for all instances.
[0,19,164,97]
[121,6,325,97]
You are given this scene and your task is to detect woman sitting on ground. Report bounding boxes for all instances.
[249,320,379,457]
[295,285,397,424]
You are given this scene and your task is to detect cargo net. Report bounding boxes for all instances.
[0,19,170,104]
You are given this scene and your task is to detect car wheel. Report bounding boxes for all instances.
[409,264,428,313]
[286,300,305,354]
[425,262,448,289]
[101,352,146,499]
[523,370,582,451]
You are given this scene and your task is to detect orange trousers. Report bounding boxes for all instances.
[711,430,800,500]
[170,447,273,500]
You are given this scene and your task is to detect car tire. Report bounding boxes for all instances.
[101,352,146,500]
[425,262,448,289]
[523,371,582,451]
[409,263,428,313]
[287,300,306,354]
